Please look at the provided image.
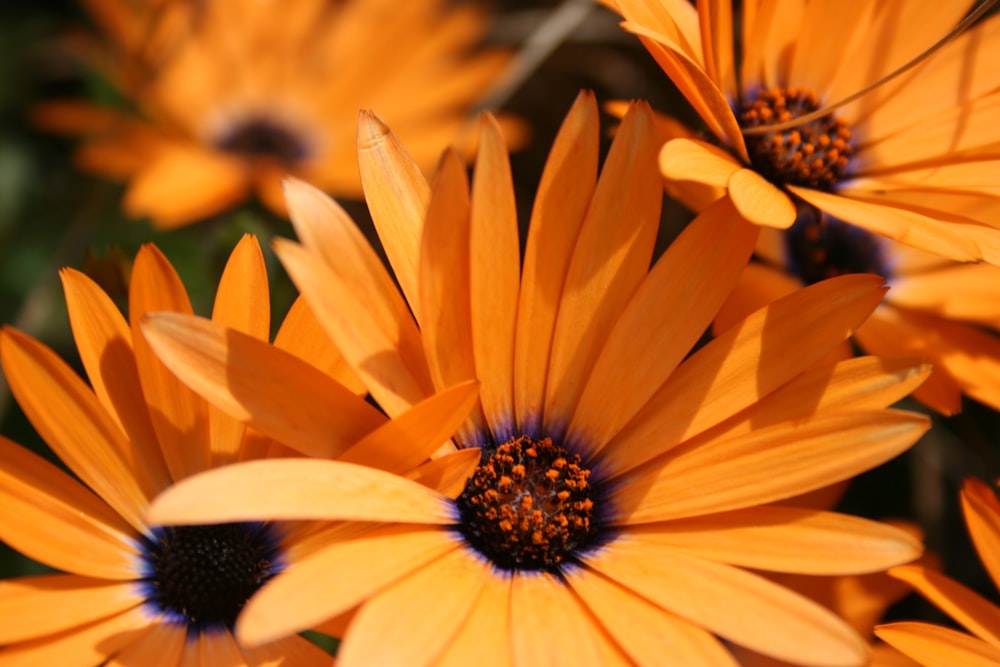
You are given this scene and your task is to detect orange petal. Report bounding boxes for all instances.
[357,110,430,310]
[728,168,797,228]
[242,634,335,667]
[567,566,738,666]
[962,479,1000,592]
[510,572,606,666]
[338,381,479,474]
[0,328,149,531]
[140,311,385,459]
[624,507,921,574]
[860,305,1000,413]
[889,565,1000,647]
[238,525,458,647]
[338,547,490,667]
[790,187,982,262]
[618,19,746,155]
[589,539,869,666]
[103,616,185,667]
[404,447,481,497]
[0,604,153,666]
[603,274,888,474]
[544,100,662,435]
[613,409,927,523]
[123,144,249,229]
[274,238,433,418]
[60,268,171,500]
[146,459,455,526]
[0,436,138,579]
[436,574,512,667]
[514,91,600,435]
[701,355,931,444]
[470,114,520,442]
[569,197,757,456]
[853,307,964,416]
[697,0,737,102]
[272,295,366,396]
[659,137,741,190]
[888,263,1000,329]
[208,235,270,466]
[418,149,486,445]
[876,622,1000,667]
[129,244,210,482]
[713,260,803,333]
[0,574,140,644]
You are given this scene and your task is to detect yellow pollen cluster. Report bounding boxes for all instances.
[456,436,596,571]
[740,86,854,190]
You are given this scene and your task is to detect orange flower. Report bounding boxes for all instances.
[36,0,518,228]
[0,236,477,662]
[146,93,931,666]
[877,478,1000,666]
[606,0,1000,263]
[714,226,1000,415]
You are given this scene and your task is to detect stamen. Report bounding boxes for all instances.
[455,436,598,572]
[215,118,310,164]
[784,205,890,284]
[739,87,854,191]
[140,523,281,632]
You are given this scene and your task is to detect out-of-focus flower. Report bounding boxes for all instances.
[877,478,1000,665]
[36,0,519,228]
[146,93,930,667]
[606,0,1000,264]
[0,235,462,662]
[714,224,1000,415]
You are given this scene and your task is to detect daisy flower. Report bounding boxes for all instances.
[876,478,1000,666]
[0,235,479,663]
[714,224,1000,415]
[606,0,1000,263]
[35,0,518,228]
[146,93,931,667]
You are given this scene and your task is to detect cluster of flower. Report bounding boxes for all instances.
[2,0,1000,665]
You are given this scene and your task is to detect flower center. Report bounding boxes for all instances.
[140,523,281,631]
[455,436,597,572]
[739,87,854,190]
[784,205,889,284]
[215,118,309,164]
